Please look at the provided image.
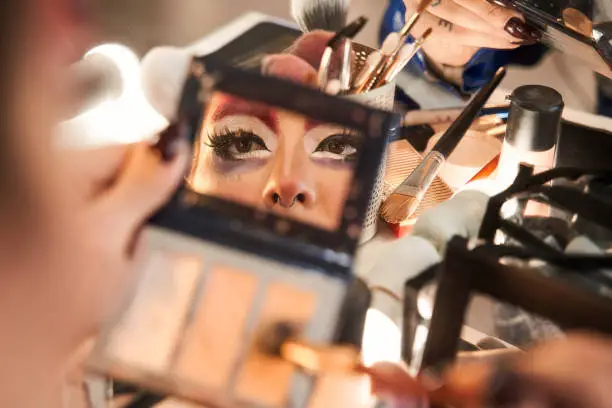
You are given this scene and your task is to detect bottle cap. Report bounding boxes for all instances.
[505,85,564,152]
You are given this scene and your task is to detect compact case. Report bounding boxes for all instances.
[87,60,401,408]
[491,0,612,78]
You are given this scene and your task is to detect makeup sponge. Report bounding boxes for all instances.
[364,236,441,324]
[140,46,192,122]
[412,190,490,254]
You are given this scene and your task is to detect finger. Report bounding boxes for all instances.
[59,144,131,200]
[288,30,352,80]
[289,30,334,70]
[95,139,189,242]
[261,54,318,86]
[415,12,519,49]
[417,0,511,40]
[453,0,540,42]
[439,334,612,408]
[363,363,428,399]
[406,11,518,65]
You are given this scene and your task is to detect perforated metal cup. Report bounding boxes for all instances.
[345,43,395,243]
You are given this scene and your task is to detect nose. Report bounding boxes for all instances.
[263,155,316,209]
[264,183,315,208]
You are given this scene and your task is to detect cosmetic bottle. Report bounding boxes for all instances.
[497,85,564,189]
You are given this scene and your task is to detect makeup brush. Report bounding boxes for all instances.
[403,105,509,126]
[377,28,432,86]
[399,0,435,38]
[325,79,342,95]
[317,16,368,89]
[291,0,351,32]
[353,31,400,93]
[340,38,353,91]
[381,67,507,224]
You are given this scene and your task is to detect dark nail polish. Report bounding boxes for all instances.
[486,363,526,407]
[505,17,542,41]
[510,39,537,46]
[153,122,183,162]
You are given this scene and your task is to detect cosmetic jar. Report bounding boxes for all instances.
[346,43,396,244]
[424,129,502,190]
[497,85,564,189]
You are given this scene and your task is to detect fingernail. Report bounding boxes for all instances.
[487,0,512,7]
[504,18,542,41]
[510,39,537,45]
[486,363,527,407]
[152,122,183,162]
[261,55,273,75]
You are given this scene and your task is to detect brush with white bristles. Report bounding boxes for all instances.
[352,32,400,93]
[291,0,352,32]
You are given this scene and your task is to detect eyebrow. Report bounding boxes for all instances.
[208,94,277,131]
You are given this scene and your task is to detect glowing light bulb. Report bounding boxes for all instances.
[361,308,402,367]
[59,43,168,147]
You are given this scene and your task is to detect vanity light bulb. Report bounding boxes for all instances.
[60,43,167,146]
[361,308,401,367]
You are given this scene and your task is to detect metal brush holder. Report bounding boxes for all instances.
[347,43,396,243]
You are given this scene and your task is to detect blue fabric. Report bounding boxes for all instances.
[381,0,611,116]
[598,86,612,117]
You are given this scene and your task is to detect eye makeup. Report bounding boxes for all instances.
[306,127,364,165]
[206,128,271,161]
[209,95,278,132]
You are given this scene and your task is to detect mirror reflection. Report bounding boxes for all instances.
[186,92,362,231]
[184,39,366,231]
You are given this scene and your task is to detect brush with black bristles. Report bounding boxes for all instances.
[291,0,352,32]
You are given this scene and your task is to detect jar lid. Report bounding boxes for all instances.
[505,85,564,152]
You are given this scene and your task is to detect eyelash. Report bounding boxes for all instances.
[313,131,362,162]
[205,128,270,161]
[206,128,361,163]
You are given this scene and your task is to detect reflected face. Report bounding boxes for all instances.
[189,93,361,230]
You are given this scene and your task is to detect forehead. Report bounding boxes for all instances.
[205,93,326,132]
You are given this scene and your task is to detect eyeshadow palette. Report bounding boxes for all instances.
[88,63,401,407]
[90,229,346,407]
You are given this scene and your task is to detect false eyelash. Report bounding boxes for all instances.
[325,130,362,146]
[205,127,246,149]
[205,127,264,161]
[315,131,363,157]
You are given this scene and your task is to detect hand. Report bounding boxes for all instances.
[367,333,612,408]
[402,0,541,68]
[4,127,189,363]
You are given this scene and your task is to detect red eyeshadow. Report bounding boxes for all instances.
[209,94,278,132]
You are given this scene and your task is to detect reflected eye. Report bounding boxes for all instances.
[312,132,361,162]
[207,128,271,161]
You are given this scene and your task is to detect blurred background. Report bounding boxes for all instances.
[92,0,597,113]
